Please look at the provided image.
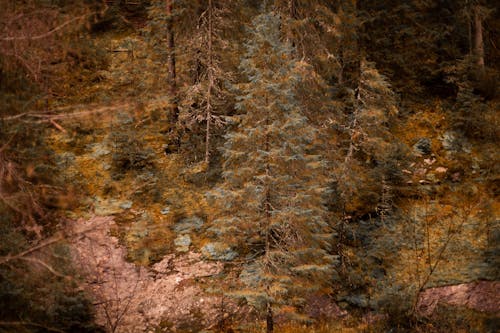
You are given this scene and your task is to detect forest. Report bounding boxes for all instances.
[0,0,499,332]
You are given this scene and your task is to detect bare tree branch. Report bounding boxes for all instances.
[18,257,68,279]
[0,218,112,266]
[0,13,94,41]
[0,233,64,266]
[0,102,134,122]
[0,321,65,333]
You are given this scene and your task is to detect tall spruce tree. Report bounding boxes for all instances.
[334,58,408,298]
[274,0,342,84]
[337,58,400,219]
[208,10,333,331]
[180,0,236,166]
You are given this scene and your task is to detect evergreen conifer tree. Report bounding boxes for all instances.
[338,58,400,217]
[208,10,334,331]
[180,0,236,166]
[274,0,342,84]
[334,59,407,297]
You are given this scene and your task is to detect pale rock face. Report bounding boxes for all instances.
[70,216,223,333]
[416,281,500,316]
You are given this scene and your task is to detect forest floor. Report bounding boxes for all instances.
[44,98,499,332]
[41,29,499,332]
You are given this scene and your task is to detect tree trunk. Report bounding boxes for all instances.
[266,301,274,333]
[339,0,360,89]
[474,5,485,72]
[166,0,179,123]
[288,0,297,19]
[205,0,213,165]
[264,95,273,333]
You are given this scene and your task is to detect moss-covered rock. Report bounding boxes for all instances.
[201,242,237,261]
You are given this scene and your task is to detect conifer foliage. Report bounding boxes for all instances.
[337,59,401,216]
[180,0,235,165]
[209,10,333,330]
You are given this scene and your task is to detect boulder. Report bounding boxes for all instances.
[173,216,204,234]
[174,235,192,252]
[440,130,471,154]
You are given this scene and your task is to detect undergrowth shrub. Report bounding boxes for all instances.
[110,129,155,179]
[1,43,101,333]
[445,57,498,142]
[0,208,103,332]
[421,304,498,333]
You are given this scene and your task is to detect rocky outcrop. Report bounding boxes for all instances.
[70,216,223,333]
[416,281,500,316]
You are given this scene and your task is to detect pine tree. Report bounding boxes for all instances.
[208,10,333,331]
